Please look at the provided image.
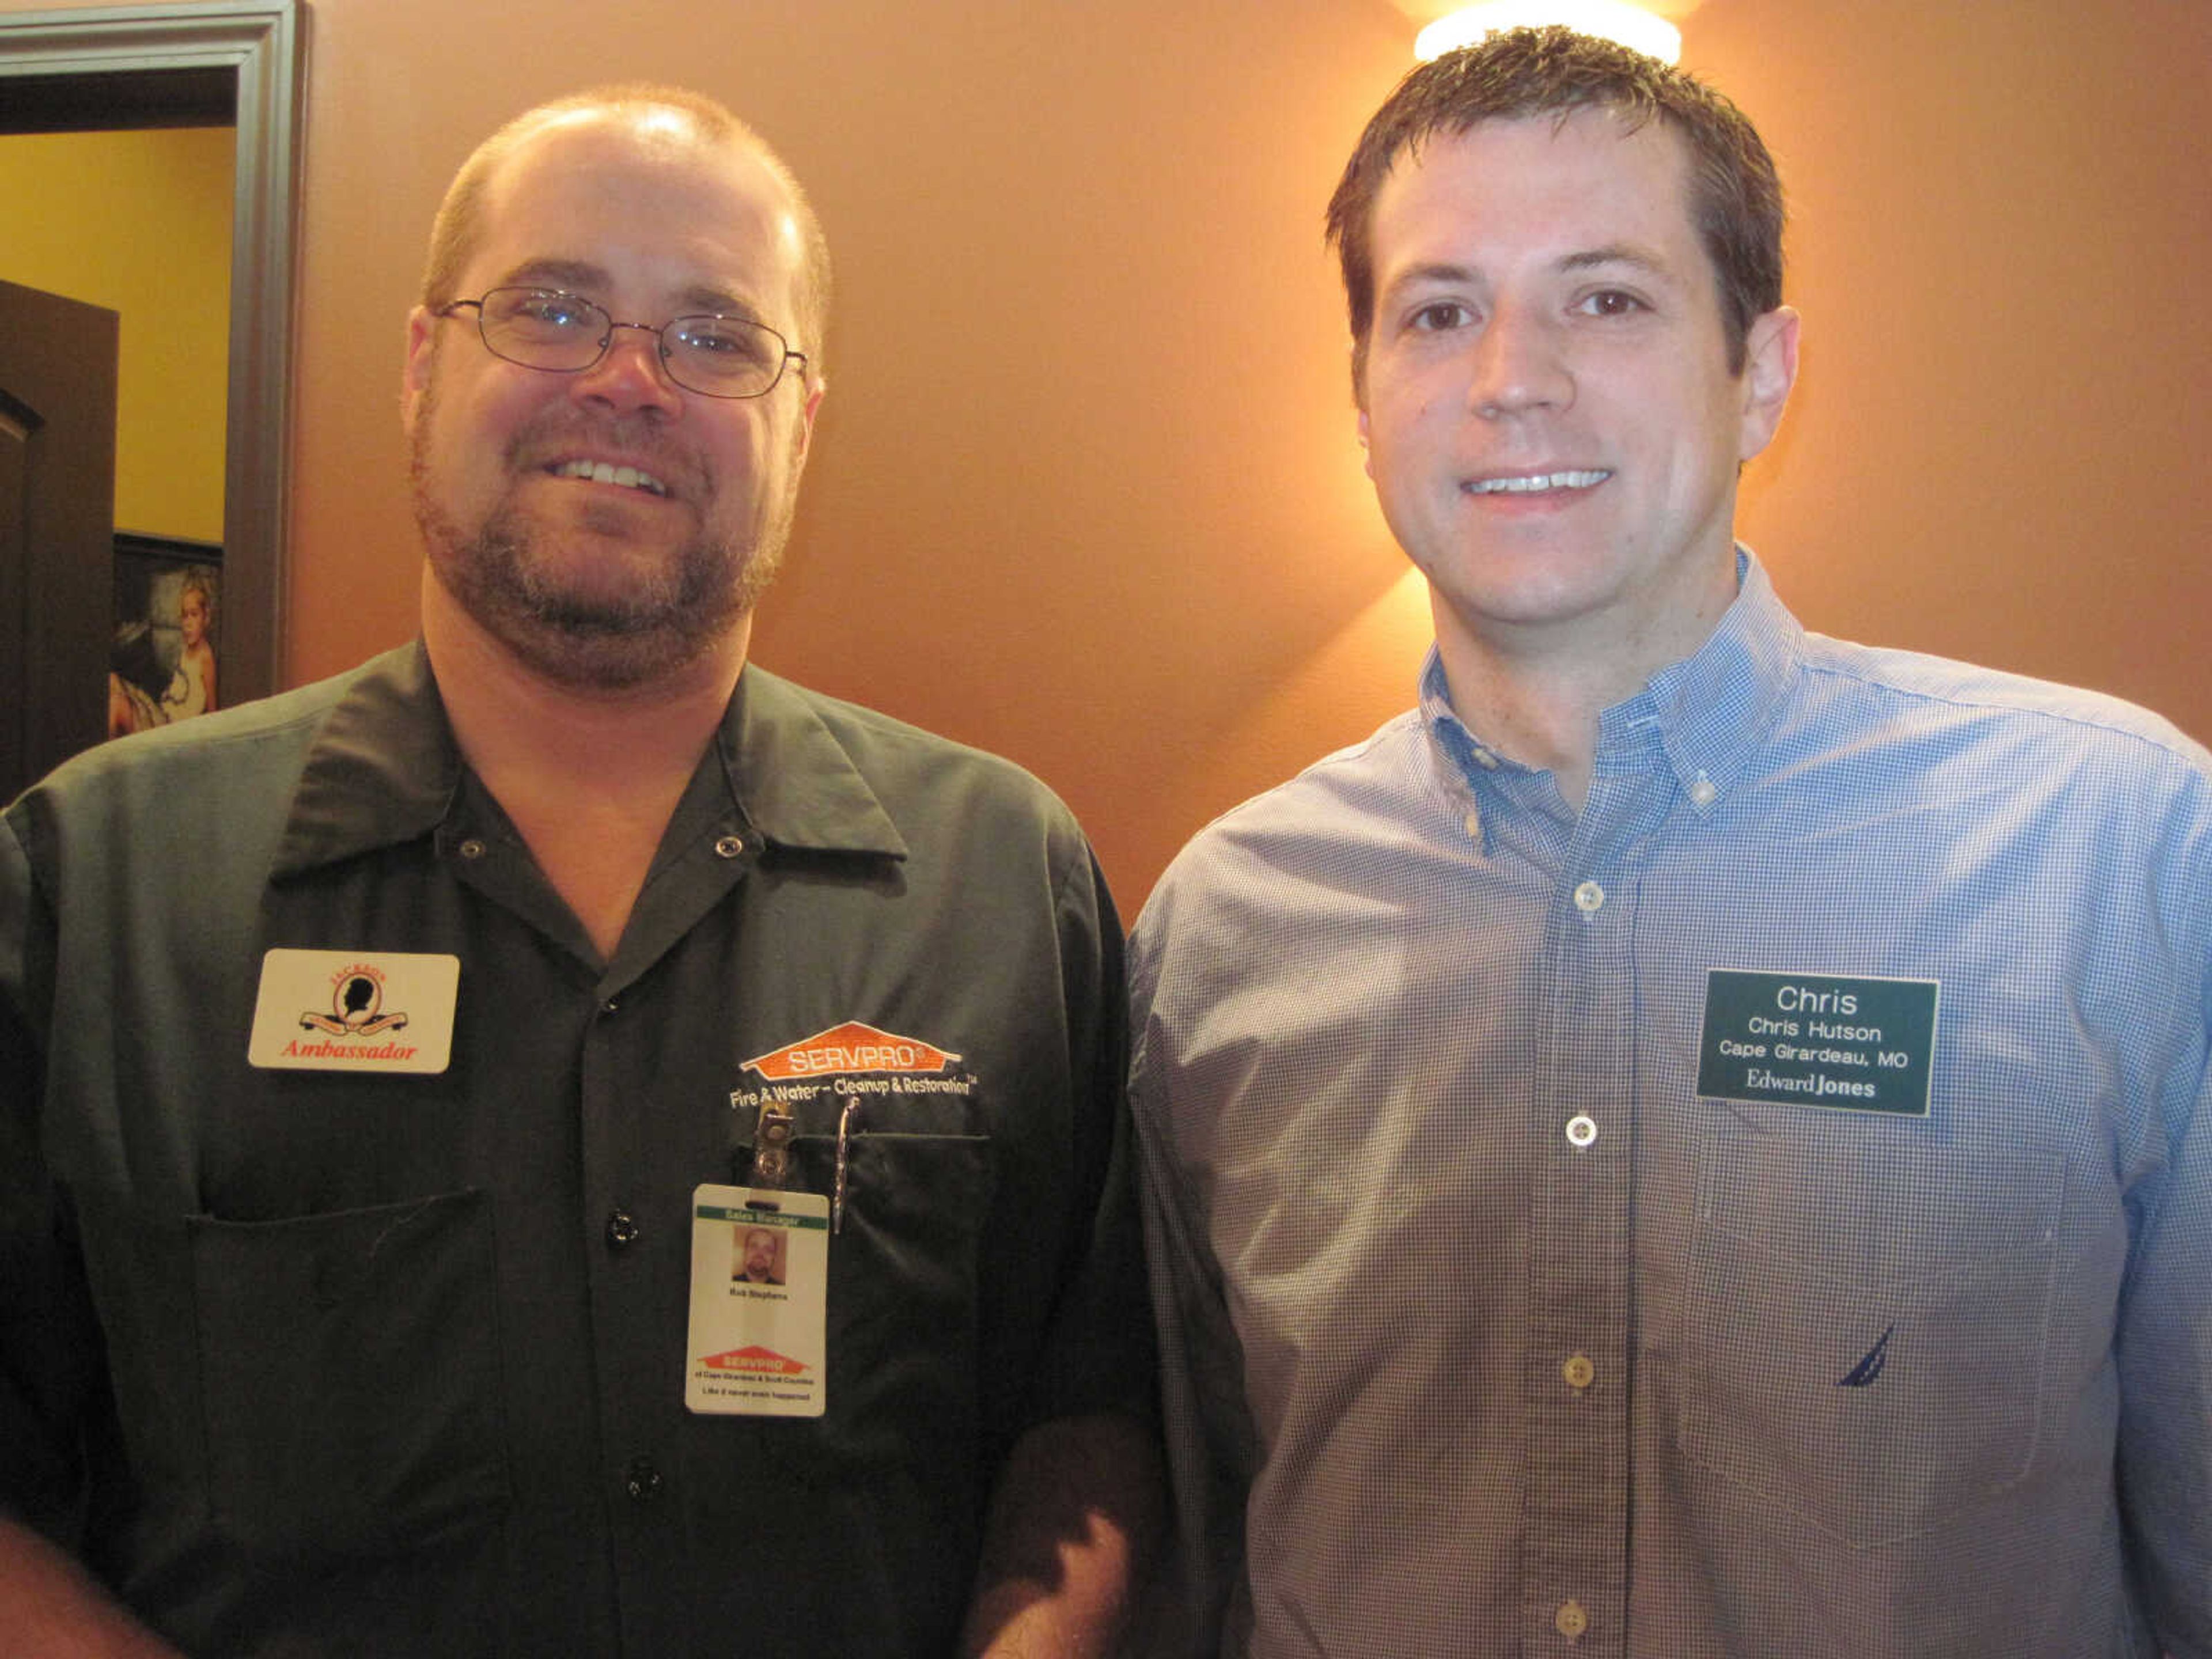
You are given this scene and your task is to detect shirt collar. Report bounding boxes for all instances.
[272,645,907,878]
[715,666,908,859]
[1418,546,1806,814]
[1638,547,1805,807]
[273,641,461,878]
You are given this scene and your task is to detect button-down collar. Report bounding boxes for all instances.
[1418,547,1806,821]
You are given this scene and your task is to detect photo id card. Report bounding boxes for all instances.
[685,1184,828,1417]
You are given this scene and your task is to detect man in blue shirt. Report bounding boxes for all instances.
[1131,27,2209,1657]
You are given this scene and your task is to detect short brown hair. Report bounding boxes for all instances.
[1325,26,1783,391]
[419,84,832,365]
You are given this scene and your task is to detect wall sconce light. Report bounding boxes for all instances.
[1415,1,1683,65]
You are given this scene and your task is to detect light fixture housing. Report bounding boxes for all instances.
[1415,1,1683,66]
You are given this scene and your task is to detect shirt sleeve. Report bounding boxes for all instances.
[1129,912,1261,1657]
[2114,983,2212,1656]
[0,810,107,1544]
[1010,845,1158,1435]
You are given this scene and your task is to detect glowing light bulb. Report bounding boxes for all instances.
[1415,1,1683,65]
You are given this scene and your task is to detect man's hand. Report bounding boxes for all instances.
[959,1412,1166,1658]
[0,1517,184,1658]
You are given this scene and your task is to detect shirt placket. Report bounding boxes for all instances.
[578,957,684,1655]
[582,808,760,1657]
[1520,766,1652,1658]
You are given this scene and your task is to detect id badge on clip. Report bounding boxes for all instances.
[685,1184,828,1417]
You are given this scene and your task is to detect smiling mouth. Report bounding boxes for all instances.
[1463,469,1612,495]
[550,458,671,497]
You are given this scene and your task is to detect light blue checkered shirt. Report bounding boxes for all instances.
[1130,552,2212,1658]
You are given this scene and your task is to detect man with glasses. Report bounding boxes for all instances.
[1,85,1157,1657]
[1130,28,2210,1658]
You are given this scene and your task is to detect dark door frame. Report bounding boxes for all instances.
[1,0,305,707]
[1,278,120,801]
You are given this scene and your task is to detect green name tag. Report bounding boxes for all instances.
[1696,969,1939,1116]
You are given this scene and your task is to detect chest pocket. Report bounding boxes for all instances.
[1673,1122,2064,1548]
[188,1188,509,1565]
[750,1130,998,1483]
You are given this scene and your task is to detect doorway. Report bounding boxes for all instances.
[0,0,302,795]
[0,278,119,800]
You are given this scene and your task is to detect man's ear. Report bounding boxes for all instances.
[1737,305,1800,463]
[402,306,437,437]
[793,376,827,471]
[1353,339,1376,480]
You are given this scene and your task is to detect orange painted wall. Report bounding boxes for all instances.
[9,0,2206,910]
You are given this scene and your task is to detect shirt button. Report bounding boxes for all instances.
[713,834,745,859]
[601,997,620,1015]
[604,1209,641,1249]
[1573,880,1604,913]
[1556,1599,1589,1640]
[456,836,487,861]
[1462,810,1482,840]
[1471,748,1500,770]
[1565,1113,1598,1149]
[624,1457,664,1503]
[1562,1353,1595,1391]
[1690,773,1718,808]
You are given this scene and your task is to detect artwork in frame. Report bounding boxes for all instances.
[109,532,223,741]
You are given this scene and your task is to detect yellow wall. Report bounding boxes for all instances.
[0,124,232,543]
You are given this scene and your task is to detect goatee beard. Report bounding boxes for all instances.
[423,506,771,692]
[411,430,785,694]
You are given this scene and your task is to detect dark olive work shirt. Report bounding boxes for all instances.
[1,642,1151,1658]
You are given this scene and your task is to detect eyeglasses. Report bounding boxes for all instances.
[434,286,807,399]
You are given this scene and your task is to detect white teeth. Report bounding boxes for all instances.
[553,458,668,496]
[1464,469,1611,494]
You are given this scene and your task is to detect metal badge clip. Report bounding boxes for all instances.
[750,1101,795,1190]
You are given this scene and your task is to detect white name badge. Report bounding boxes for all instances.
[247,949,460,1074]
[686,1184,829,1417]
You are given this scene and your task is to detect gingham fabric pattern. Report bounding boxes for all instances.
[1131,553,2211,1659]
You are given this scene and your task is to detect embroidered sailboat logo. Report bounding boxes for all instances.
[1839,1324,1895,1387]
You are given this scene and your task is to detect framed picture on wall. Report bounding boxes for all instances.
[109,532,224,741]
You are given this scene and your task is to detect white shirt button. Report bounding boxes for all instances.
[1462,811,1482,840]
[1565,1113,1598,1148]
[1690,773,1718,808]
[1573,880,1604,912]
[1471,748,1500,770]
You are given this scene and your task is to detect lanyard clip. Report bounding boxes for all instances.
[749,1101,794,1190]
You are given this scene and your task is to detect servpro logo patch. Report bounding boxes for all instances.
[743,1021,962,1080]
[732,1020,978,1115]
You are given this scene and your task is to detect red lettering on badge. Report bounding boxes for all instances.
[701,1345,809,1376]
